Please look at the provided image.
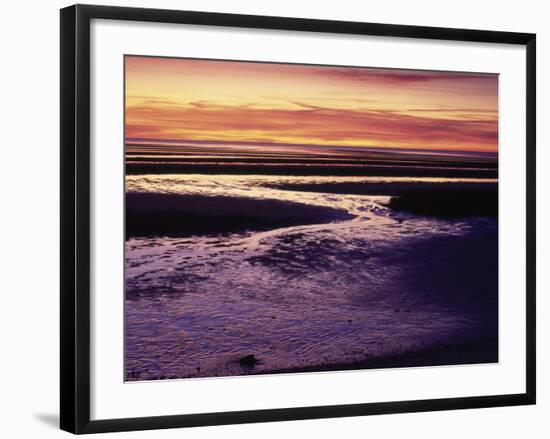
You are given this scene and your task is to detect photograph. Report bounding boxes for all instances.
[124,55,499,381]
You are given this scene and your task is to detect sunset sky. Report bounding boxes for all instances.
[125,56,498,153]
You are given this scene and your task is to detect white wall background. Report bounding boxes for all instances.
[0,0,547,437]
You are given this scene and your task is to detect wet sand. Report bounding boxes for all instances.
[260,338,498,376]
[126,226,498,380]
[125,175,498,380]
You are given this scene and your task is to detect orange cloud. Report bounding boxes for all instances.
[125,56,498,153]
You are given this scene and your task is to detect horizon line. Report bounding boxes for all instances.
[125,137,498,158]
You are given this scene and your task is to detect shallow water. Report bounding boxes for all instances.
[125,174,497,380]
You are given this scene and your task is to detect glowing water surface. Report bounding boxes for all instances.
[125,174,497,380]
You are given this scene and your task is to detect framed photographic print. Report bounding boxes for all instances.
[60,4,536,434]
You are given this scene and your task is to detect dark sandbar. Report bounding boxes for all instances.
[126,192,354,237]
[267,181,498,217]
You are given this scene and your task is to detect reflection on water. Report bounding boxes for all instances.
[125,174,497,380]
[126,174,496,211]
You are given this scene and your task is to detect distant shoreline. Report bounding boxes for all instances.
[126,162,497,178]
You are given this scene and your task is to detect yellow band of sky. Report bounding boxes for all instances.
[125,55,498,153]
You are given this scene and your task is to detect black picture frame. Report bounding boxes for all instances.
[60,4,536,434]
